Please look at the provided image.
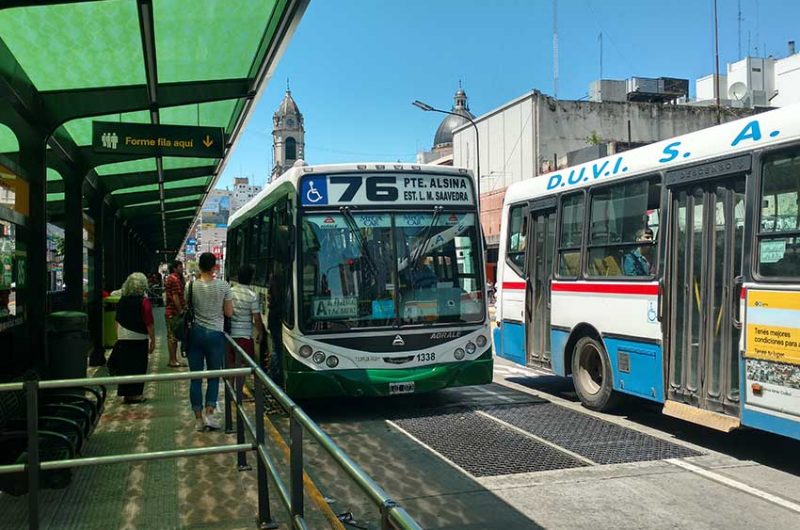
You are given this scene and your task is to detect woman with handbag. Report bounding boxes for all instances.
[111,272,155,404]
[186,252,233,431]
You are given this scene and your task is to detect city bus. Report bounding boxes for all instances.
[226,162,492,398]
[495,104,800,440]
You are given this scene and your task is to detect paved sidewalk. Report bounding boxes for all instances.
[0,309,276,530]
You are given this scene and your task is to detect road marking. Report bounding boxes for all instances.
[667,459,800,515]
[386,419,478,478]
[476,411,596,466]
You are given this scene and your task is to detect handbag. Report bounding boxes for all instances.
[175,281,194,353]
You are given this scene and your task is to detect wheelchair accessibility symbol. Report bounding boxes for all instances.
[647,301,657,323]
[301,178,328,205]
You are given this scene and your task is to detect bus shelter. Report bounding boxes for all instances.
[0,0,308,378]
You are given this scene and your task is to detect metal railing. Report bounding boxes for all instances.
[0,340,423,530]
[222,334,422,530]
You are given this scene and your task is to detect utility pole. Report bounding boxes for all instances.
[713,0,721,124]
[599,32,603,80]
[553,0,559,98]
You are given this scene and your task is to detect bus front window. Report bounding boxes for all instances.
[395,212,484,325]
[301,213,395,331]
[300,211,485,331]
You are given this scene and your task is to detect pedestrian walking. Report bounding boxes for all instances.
[186,252,233,431]
[111,272,155,404]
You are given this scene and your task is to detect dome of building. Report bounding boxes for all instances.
[432,86,475,150]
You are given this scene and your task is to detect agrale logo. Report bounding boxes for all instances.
[392,335,405,347]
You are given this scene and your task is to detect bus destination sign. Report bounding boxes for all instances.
[92,121,225,158]
[301,173,474,207]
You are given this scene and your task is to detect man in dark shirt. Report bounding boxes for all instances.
[164,260,185,367]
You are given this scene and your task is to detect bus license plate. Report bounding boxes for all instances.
[390,382,415,395]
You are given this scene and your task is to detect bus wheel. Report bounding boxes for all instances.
[571,336,620,412]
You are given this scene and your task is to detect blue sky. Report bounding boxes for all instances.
[218,0,799,188]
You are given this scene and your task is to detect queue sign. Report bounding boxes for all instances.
[92,121,225,158]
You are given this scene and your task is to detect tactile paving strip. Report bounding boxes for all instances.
[484,402,701,464]
[391,409,587,476]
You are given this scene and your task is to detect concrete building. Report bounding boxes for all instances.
[452,91,752,254]
[231,176,262,212]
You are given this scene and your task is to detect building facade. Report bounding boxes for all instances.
[231,176,262,211]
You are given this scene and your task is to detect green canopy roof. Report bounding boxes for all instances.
[1,0,308,252]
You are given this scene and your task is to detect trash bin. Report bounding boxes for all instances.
[103,295,120,348]
[47,311,90,379]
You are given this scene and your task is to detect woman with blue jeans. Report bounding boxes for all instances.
[186,252,233,431]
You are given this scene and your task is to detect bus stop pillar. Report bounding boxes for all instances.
[89,197,105,366]
[63,175,84,310]
[19,137,48,370]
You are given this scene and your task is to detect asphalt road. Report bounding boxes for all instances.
[292,356,800,530]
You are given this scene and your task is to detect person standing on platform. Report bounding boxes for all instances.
[164,259,185,368]
[228,264,263,399]
[186,252,233,431]
[113,272,155,404]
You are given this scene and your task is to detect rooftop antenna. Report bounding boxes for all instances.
[552,0,559,98]
[754,0,759,56]
[737,0,742,58]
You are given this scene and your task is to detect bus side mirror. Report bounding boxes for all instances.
[274,225,294,264]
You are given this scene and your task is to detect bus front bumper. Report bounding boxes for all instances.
[284,350,493,399]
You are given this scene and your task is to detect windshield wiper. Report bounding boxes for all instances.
[410,206,443,270]
[339,206,379,279]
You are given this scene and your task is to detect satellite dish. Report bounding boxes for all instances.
[729,82,749,101]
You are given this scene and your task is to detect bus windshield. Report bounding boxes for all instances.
[300,211,484,332]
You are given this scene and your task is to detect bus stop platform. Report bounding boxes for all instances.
[0,311,281,530]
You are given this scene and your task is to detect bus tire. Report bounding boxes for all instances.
[571,336,620,412]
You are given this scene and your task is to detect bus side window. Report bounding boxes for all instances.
[506,205,527,275]
[586,177,660,278]
[757,150,800,278]
[255,210,273,285]
[557,193,584,277]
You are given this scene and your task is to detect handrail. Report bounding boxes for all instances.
[0,344,422,530]
[223,334,423,530]
[0,366,260,529]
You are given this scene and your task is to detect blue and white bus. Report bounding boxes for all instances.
[495,104,800,440]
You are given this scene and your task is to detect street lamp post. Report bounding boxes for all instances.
[412,100,481,209]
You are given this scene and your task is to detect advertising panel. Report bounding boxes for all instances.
[744,289,800,417]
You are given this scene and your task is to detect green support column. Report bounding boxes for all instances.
[19,137,48,371]
[89,197,105,365]
[63,175,83,310]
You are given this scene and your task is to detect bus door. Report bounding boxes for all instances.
[524,199,557,369]
[666,165,747,416]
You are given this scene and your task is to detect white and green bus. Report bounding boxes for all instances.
[226,162,493,398]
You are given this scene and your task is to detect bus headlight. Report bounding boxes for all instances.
[312,351,326,364]
[454,348,465,360]
[299,345,313,358]
[326,356,339,368]
[465,341,476,355]
[476,335,487,348]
